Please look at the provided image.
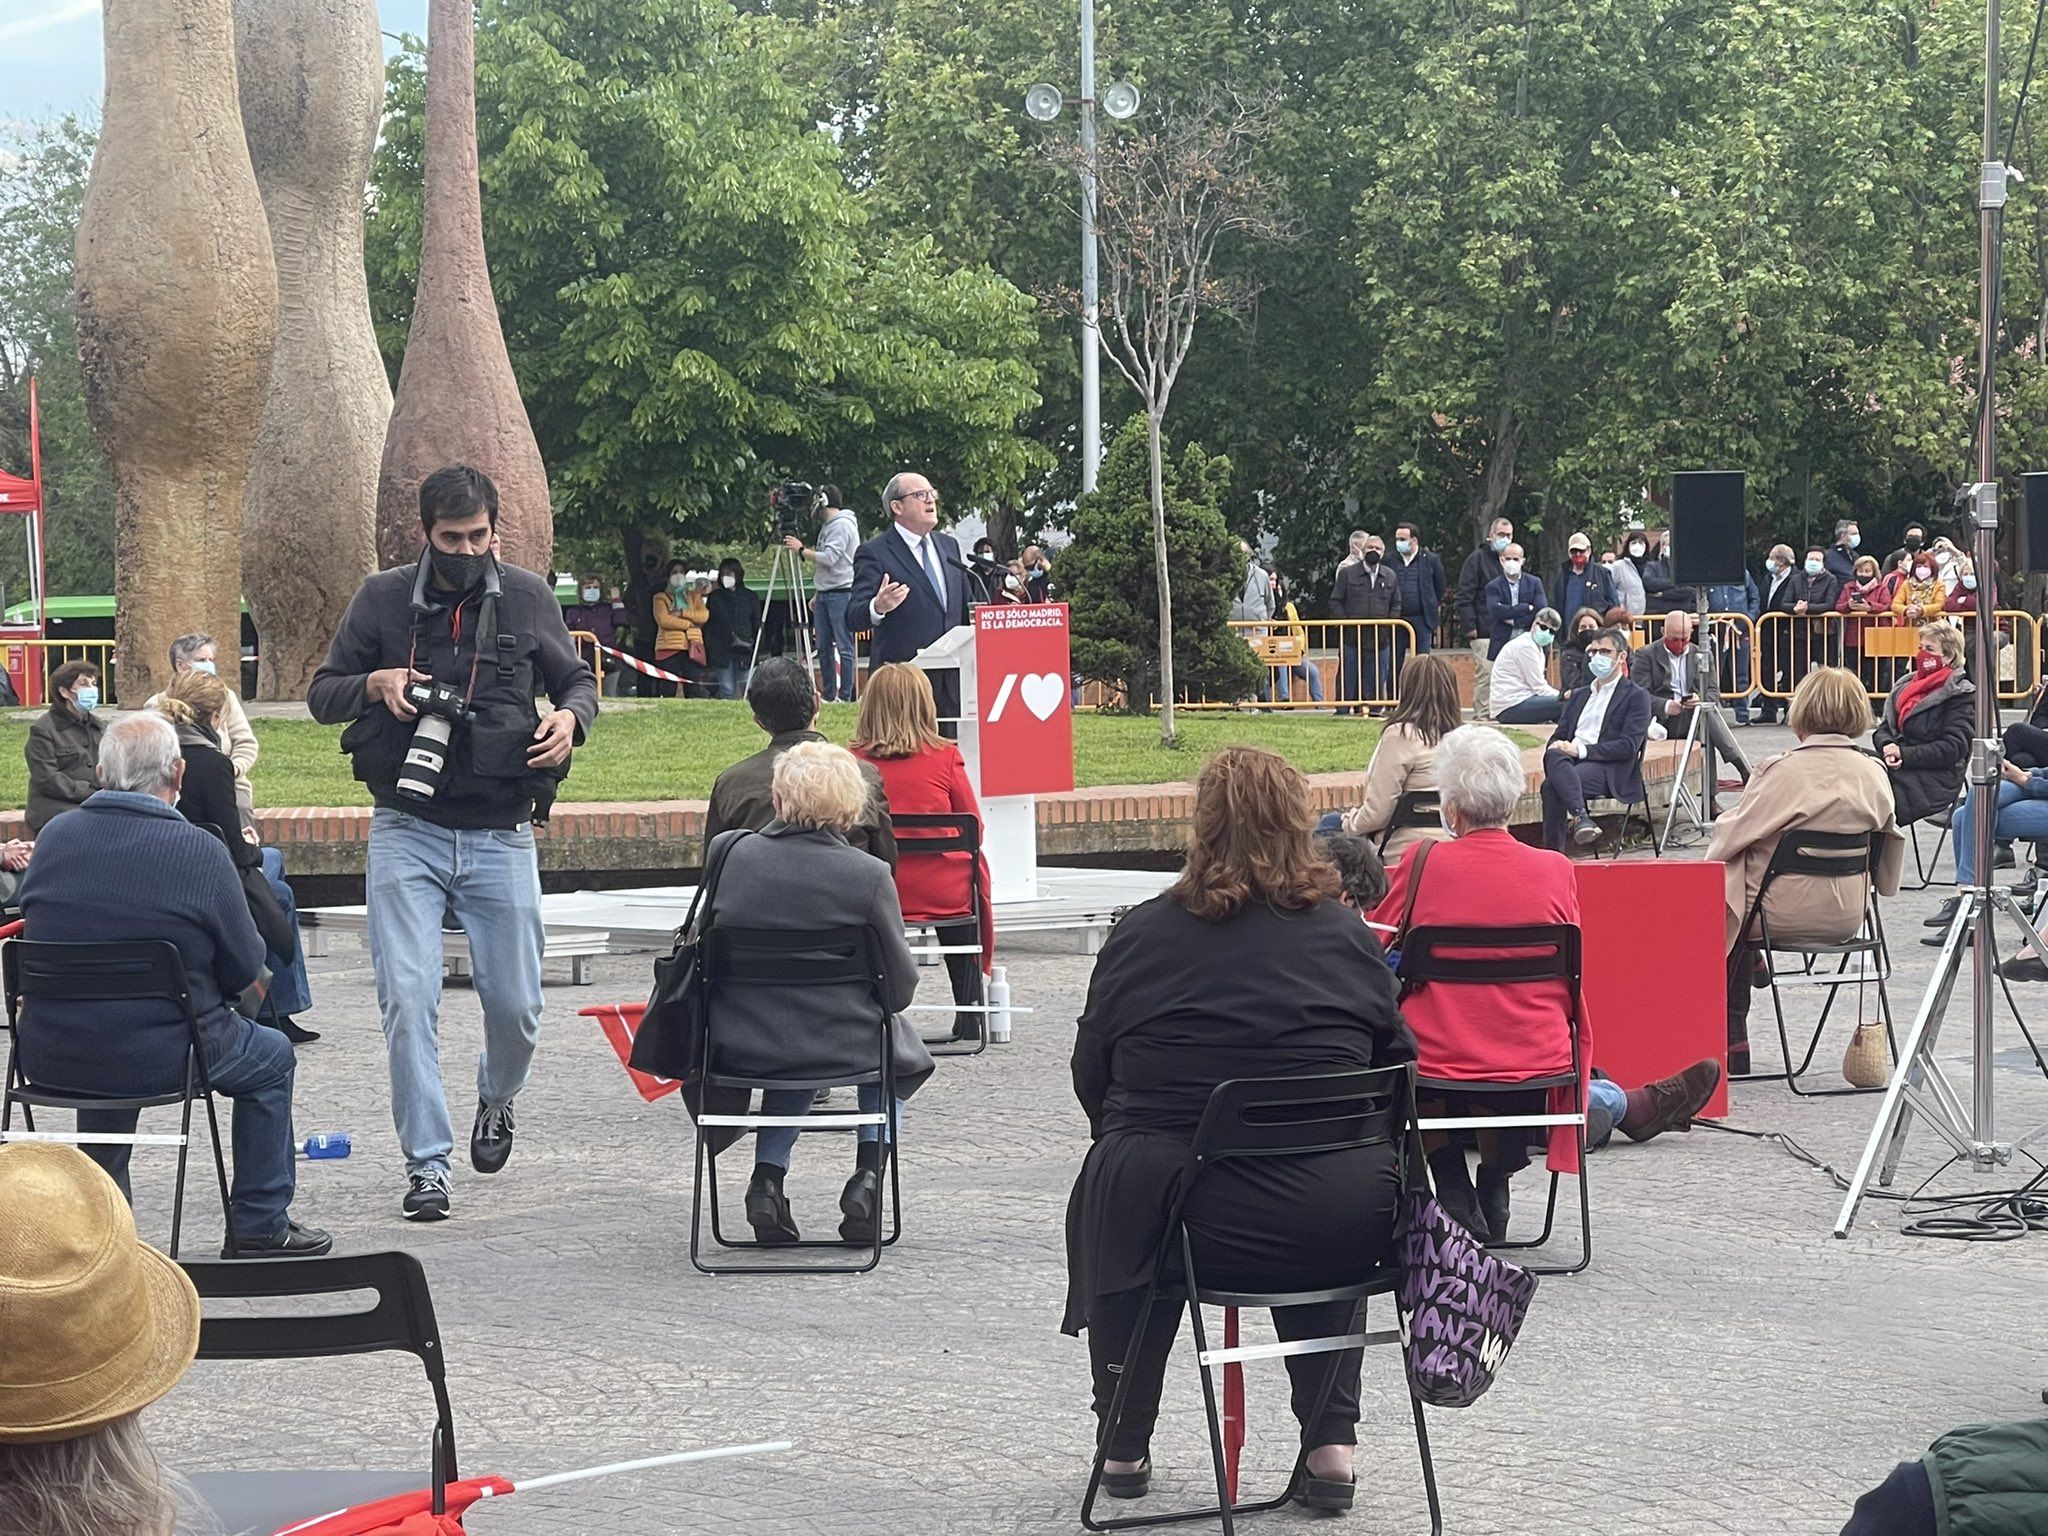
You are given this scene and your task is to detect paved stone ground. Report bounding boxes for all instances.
[80,717,2048,1532]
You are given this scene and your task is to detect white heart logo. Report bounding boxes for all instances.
[1020,672,1066,721]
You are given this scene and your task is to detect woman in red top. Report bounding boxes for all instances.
[851,665,994,1041]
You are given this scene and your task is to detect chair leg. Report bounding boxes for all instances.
[1183,1287,1238,1536]
[170,1091,192,1261]
[201,1090,234,1257]
[1079,1279,1168,1533]
[689,1125,712,1276]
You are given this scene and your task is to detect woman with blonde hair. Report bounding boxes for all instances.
[156,669,317,1041]
[851,664,993,1043]
[1066,746,1413,1508]
[1872,621,1973,829]
[1335,651,1460,855]
[1705,667,1902,1073]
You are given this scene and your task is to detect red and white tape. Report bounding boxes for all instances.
[593,642,687,685]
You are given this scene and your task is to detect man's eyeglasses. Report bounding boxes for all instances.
[896,488,940,505]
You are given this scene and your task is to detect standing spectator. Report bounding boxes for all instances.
[1552,532,1618,625]
[1706,567,1762,724]
[1333,533,1398,715]
[1618,527,1654,611]
[1787,546,1842,690]
[1483,541,1544,656]
[851,664,993,1043]
[1272,578,1325,705]
[847,471,973,734]
[1944,557,1984,617]
[1892,551,1947,627]
[1387,521,1446,677]
[653,559,710,697]
[1454,516,1512,720]
[1333,528,1368,585]
[1756,544,1800,723]
[1022,544,1053,604]
[1836,554,1898,689]
[1640,528,1691,611]
[564,572,628,694]
[785,484,861,703]
[1824,518,1863,586]
[155,633,258,818]
[24,660,104,834]
[18,711,329,1255]
[1929,535,1966,589]
[1539,628,1652,851]
[1873,622,1973,831]
[1606,539,1647,617]
[703,557,763,701]
[1491,607,1564,724]
[1333,652,1461,855]
[1885,522,1929,575]
[1231,541,1274,625]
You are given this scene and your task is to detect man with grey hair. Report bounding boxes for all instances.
[845,469,971,734]
[16,711,329,1257]
[154,633,258,815]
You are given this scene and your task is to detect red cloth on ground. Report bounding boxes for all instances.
[1368,827,1594,1173]
[856,743,995,972]
[1894,662,1952,727]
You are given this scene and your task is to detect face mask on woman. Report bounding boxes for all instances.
[1914,565,1933,582]
[668,575,687,594]
[74,685,99,712]
[1628,541,1647,558]
[720,574,737,589]
[581,585,600,604]
[1587,653,1616,678]
[1962,574,1979,591]
[1917,648,1944,675]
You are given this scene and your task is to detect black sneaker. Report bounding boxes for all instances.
[226,1219,333,1259]
[471,1098,515,1174]
[402,1171,451,1222]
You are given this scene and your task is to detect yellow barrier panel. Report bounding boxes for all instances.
[1175,619,1419,711]
[0,638,118,706]
[1751,609,2038,703]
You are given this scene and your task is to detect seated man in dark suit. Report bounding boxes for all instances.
[846,470,973,735]
[1632,609,1751,785]
[15,711,328,1257]
[704,655,896,868]
[1539,627,1653,851]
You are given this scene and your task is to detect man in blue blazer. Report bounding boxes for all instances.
[1540,626,1652,851]
[846,470,973,734]
[1484,541,1546,653]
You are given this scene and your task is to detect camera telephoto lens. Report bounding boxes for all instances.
[397,714,455,801]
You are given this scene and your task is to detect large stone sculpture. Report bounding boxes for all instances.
[377,0,553,573]
[234,0,388,699]
[74,0,279,704]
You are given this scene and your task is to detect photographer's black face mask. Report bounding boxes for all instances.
[430,548,491,592]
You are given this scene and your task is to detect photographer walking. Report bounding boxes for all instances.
[785,484,862,702]
[309,465,598,1222]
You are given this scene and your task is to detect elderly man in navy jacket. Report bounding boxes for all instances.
[1540,627,1653,851]
[847,470,973,735]
[16,711,328,1257]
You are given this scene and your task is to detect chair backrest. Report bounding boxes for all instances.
[5,940,207,1073]
[1398,923,1581,990]
[889,812,980,857]
[1382,790,1442,842]
[705,925,883,992]
[180,1250,458,1484]
[1186,1067,1413,1174]
[1761,827,1876,882]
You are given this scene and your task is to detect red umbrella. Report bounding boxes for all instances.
[272,1443,791,1536]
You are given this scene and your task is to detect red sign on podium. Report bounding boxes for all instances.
[975,603,1075,797]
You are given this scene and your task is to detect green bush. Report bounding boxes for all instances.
[1058,415,1262,711]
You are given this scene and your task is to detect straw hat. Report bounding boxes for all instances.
[0,1143,200,1443]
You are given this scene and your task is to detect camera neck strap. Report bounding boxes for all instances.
[407,557,510,712]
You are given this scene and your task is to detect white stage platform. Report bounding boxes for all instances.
[302,866,1174,979]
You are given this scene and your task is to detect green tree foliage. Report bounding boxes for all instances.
[1060,415,1260,711]
[0,117,116,599]
[365,0,1047,567]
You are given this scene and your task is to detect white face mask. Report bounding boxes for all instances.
[581,586,600,603]
[720,574,737,589]
[1500,560,1522,579]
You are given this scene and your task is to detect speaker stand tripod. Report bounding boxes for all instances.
[1657,598,1724,850]
[752,542,816,677]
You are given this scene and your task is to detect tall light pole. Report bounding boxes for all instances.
[1027,28,1136,500]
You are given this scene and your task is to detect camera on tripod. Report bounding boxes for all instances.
[396,678,476,803]
[773,480,823,541]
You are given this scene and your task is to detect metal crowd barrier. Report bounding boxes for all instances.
[1177,618,1420,711]
[1748,609,2039,703]
[0,638,118,706]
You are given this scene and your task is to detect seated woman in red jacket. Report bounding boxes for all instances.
[1370,723,1593,1245]
[851,664,993,1041]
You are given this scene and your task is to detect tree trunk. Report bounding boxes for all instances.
[75,0,278,705]
[1148,410,1176,747]
[377,0,553,574]
[235,0,386,699]
[620,523,665,698]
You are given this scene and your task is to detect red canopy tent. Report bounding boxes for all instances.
[0,377,50,704]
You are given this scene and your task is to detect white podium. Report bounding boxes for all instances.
[911,624,1038,902]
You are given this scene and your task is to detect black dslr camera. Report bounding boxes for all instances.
[773,480,822,541]
[396,679,477,804]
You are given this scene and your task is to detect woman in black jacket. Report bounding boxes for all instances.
[1064,746,1414,1511]
[1557,606,1605,694]
[25,660,105,833]
[1873,622,1974,826]
[155,671,317,1042]
[703,557,763,701]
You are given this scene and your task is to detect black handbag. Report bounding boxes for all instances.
[627,829,752,1082]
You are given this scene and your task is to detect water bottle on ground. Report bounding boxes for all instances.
[301,1133,352,1160]
[988,966,1012,1044]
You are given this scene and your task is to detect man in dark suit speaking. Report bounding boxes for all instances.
[847,470,973,732]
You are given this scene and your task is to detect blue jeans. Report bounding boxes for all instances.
[366,808,545,1178]
[753,1082,901,1169]
[814,589,858,701]
[713,659,751,700]
[258,846,313,1017]
[1587,1078,1627,1149]
[1496,694,1564,725]
[76,1013,299,1241]
[1953,782,2048,884]
[1277,660,1324,702]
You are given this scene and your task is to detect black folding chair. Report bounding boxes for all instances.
[893,812,990,1058]
[1080,1067,1441,1536]
[1901,804,1956,892]
[1589,736,1661,858]
[1729,830,1896,1097]
[690,924,904,1276]
[179,1252,461,1535]
[1,939,234,1259]
[1372,790,1442,857]
[1400,924,1591,1276]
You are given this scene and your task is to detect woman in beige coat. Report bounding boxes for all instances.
[1704,666,1904,1072]
[1337,653,1461,855]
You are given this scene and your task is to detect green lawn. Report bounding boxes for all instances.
[0,703,1394,810]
